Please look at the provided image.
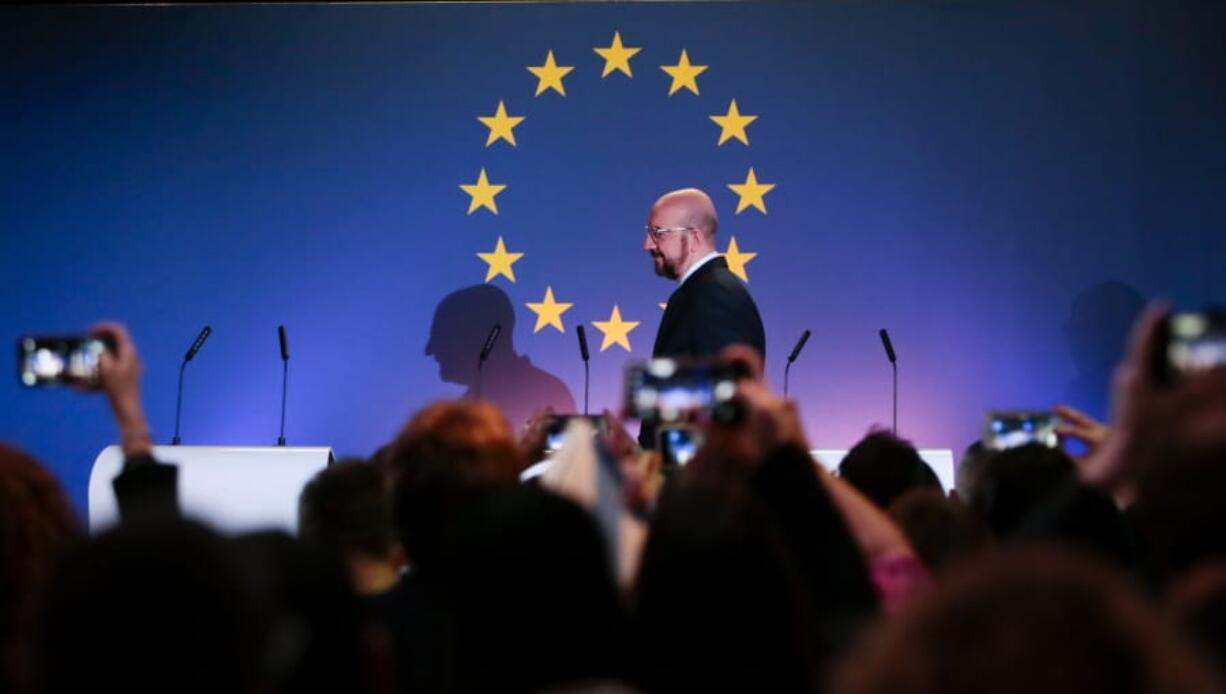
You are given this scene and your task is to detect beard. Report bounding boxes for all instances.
[651,235,688,280]
[651,253,671,279]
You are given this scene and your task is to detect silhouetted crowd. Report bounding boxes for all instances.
[4,307,1226,694]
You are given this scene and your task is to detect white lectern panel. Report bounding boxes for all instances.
[89,445,333,534]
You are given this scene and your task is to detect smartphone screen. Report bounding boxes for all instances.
[18,335,110,387]
[658,426,701,466]
[544,415,605,453]
[623,359,739,422]
[1168,311,1226,379]
[983,411,1059,451]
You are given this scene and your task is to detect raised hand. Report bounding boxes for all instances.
[88,322,152,457]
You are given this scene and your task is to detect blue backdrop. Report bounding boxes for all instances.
[4,1,1224,512]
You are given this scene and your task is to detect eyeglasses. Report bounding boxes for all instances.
[645,224,696,240]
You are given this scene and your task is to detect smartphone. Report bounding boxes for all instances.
[623,358,744,423]
[983,411,1059,451]
[18,334,114,387]
[658,425,702,467]
[545,415,606,453]
[1166,310,1226,382]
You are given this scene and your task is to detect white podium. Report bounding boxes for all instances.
[89,445,334,534]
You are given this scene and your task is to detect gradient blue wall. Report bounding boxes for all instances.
[3,1,1224,512]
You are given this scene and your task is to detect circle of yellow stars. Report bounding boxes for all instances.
[459,31,775,352]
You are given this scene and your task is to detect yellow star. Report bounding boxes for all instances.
[728,167,776,214]
[477,101,525,147]
[459,168,506,215]
[476,236,524,283]
[527,50,574,97]
[710,99,758,146]
[723,236,758,282]
[525,286,574,333]
[591,305,640,352]
[594,31,641,78]
[658,303,668,310]
[660,50,708,96]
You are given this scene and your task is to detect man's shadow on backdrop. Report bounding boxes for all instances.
[424,282,1142,438]
[425,285,576,431]
[1062,280,1146,421]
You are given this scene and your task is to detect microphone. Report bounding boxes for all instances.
[879,329,898,434]
[172,326,212,445]
[783,329,810,398]
[185,326,211,362]
[277,325,290,446]
[787,329,811,364]
[577,324,590,362]
[479,323,501,363]
[475,323,501,399]
[879,329,896,364]
[576,325,591,415]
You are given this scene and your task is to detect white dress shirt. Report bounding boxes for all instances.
[679,251,721,286]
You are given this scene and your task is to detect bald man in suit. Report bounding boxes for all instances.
[639,188,766,448]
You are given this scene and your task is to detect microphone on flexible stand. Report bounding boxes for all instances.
[277,325,290,446]
[879,328,898,434]
[783,329,811,398]
[475,323,501,399]
[172,326,212,445]
[576,325,591,415]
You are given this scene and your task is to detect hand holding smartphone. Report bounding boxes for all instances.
[983,410,1059,451]
[19,324,151,457]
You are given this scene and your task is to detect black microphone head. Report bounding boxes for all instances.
[278,325,289,361]
[787,329,811,364]
[480,323,502,362]
[184,325,212,362]
[576,325,590,362]
[879,329,897,363]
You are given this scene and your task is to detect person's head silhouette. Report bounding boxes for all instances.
[425,285,516,387]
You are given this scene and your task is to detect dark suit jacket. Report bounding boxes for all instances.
[640,256,766,448]
[112,453,180,524]
[652,256,766,361]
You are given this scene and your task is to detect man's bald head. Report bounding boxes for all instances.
[644,187,719,281]
[651,188,718,239]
